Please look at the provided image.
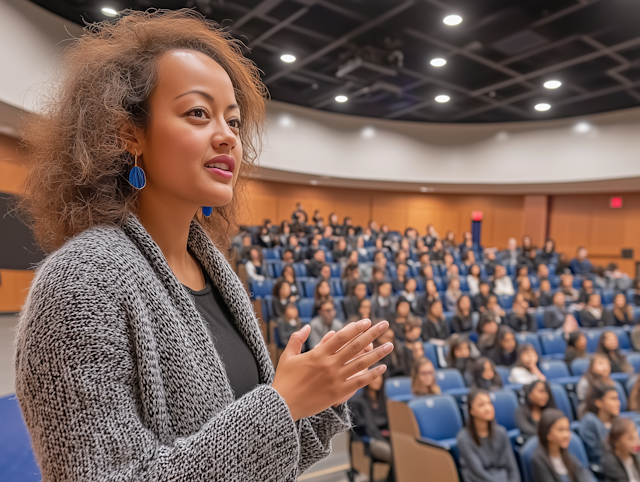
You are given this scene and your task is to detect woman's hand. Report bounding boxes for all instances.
[272,319,392,422]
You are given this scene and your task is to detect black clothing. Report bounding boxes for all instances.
[417,294,440,317]
[601,449,640,482]
[276,317,301,345]
[473,293,490,312]
[537,250,556,266]
[183,271,260,400]
[350,391,388,441]
[538,291,554,307]
[485,346,517,368]
[271,297,288,320]
[484,260,496,277]
[531,445,593,482]
[565,347,587,366]
[372,296,395,321]
[578,289,596,304]
[513,405,538,441]
[381,343,414,378]
[506,312,537,333]
[343,295,363,320]
[451,313,474,333]
[391,278,406,293]
[423,317,451,341]
[580,309,615,328]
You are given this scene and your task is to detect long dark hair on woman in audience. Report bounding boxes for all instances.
[342,262,359,280]
[585,383,618,415]
[466,389,495,445]
[597,331,632,373]
[446,335,472,373]
[585,353,614,388]
[628,376,640,412]
[607,418,640,474]
[522,380,556,416]
[470,356,503,390]
[538,409,576,480]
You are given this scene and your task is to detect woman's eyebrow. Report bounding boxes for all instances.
[174,90,214,102]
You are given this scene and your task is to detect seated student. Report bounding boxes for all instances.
[507,298,537,333]
[565,331,588,366]
[571,246,593,277]
[467,264,482,296]
[578,278,596,305]
[598,331,633,374]
[581,293,614,328]
[452,295,474,334]
[375,323,413,378]
[308,299,343,348]
[446,264,461,283]
[271,280,296,321]
[536,239,557,266]
[331,237,349,265]
[392,262,410,293]
[601,417,640,482]
[444,277,463,312]
[456,389,521,482]
[423,300,451,344]
[545,292,575,330]
[245,246,266,281]
[305,237,321,260]
[372,281,395,321]
[516,265,530,287]
[580,384,621,466]
[446,335,476,375]
[280,264,301,300]
[281,249,295,264]
[349,363,394,473]
[509,344,547,385]
[368,266,386,296]
[417,279,441,317]
[356,298,372,322]
[343,281,368,320]
[419,263,435,282]
[492,265,515,296]
[469,356,503,391]
[430,240,445,263]
[476,312,500,354]
[483,249,497,277]
[518,276,540,308]
[443,253,455,272]
[411,358,441,396]
[577,353,615,402]
[515,380,556,441]
[537,279,554,307]
[391,299,411,339]
[403,315,424,344]
[462,250,477,269]
[287,235,305,262]
[560,273,580,303]
[317,263,332,283]
[485,295,506,323]
[612,293,636,326]
[399,277,420,314]
[532,409,594,482]
[276,302,302,346]
[312,280,333,317]
[485,325,518,368]
[473,281,492,312]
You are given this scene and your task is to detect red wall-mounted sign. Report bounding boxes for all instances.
[471,211,484,221]
[610,197,623,209]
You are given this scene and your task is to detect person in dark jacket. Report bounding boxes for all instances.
[422,300,450,343]
[601,417,640,482]
[484,325,518,368]
[271,279,296,321]
[570,247,593,277]
[469,356,503,391]
[565,331,588,366]
[579,383,621,465]
[545,292,571,329]
[580,293,614,328]
[276,303,303,346]
[456,389,520,482]
[597,331,633,374]
[451,295,474,334]
[473,281,492,312]
[375,322,413,379]
[531,408,594,482]
[372,281,395,321]
[343,281,368,321]
[506,297,537,332]
[514,380,556,441]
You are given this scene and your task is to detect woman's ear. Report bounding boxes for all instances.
[120,121,145,160]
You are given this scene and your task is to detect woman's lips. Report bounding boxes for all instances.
[204,155,235,180]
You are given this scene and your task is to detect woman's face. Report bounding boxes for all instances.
[449,278,460,290]
[616,425,640,455]
[528,382,549,407]
[279,283,291,299]
[482,361,495,380]
[135,50,242,215]
[575,334,587,351]
[520,277,531,291]
[592,356,611,377]
[406,279,417,293]
[359,299,372,318]
[545,240,554,252]
[597,391,621,417]
[250,248,260,262]
[501,332,516,353]
[470,265,480,277]
[588,294,602,308]
[553,292,565,307]
[483,320,498,335]
[397,301,410,317]
[282,266,294,280]
[318,281,330,296]
[430,302,443,318]
[470,393,495,422]
[349,251,358,264]
[284,304,298,320]
[521,348,538,368]
[459,296,471,311]
[354,284,367,299]
[615,293,626,308]
[426,280,437,295]
[604,332,619,351]
[320,265,331,279]
[418,362,435,388]
[547,418,571,449]
[454,342,470,359]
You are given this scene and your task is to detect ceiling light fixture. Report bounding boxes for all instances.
[101,7,118,16]
[443,15,463,26]
[430,58,447,67]
[361,126,376,138]
[544,80,562,89]
[573,121,592,133]
[280,54,296,63]
[435,95,450,103]
[535,103,551,112]
[335,95,348,103]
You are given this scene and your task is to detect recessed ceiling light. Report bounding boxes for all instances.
[544,80,562,89]
[573,121,592,133]
[101,7,118,16]
[278,115,294,127]
[535,103,551,112]
[280,54,296,63]
[310,180,319,185]
[361,126,376,138]
[335,95,348,103]
[443,15,462,26]
[435,95,450,103]
[430,58,447,67]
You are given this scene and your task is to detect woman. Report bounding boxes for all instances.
[611,293,636,326]
[531,409,594,482]
[331,237,349,265]
[576,353,615,402]
[343,281,368,321]
[417,279,440,316]
[391,299,411,339]
[476,312,500,353]
[601,417,640,482]
[312,279,333,317]
[281,264,301,300]
[15,11,392,480]
[537,239,557,266]
[485,325,518,368]
[423,300,451,343]
[509,344,546,385]
[446,336,474,376]
[271,279,295,320]
[518,276,540,308]
[537,279,554,307]
[399,278,419,314]
[545,292,574,330]
[444,277,463,312]
[245,246,266,281]
[452,295,474,334]
[506,297,537,333]
[581,294,614,328]
[598,331,633,374]
[456,389,521,482]
[579,384,621,465]
[467,264,482,296]
[357,298,373,322]
[278,221,291,247]
[469,357,503,391]
[514,381,556,441]
[375,324,413,379]
[565,331,588,366]
[276,302,303,346]
[411,358,441,396]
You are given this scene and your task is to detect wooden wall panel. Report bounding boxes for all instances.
[0,269,34,313]
[0,134,27,195]
[523,195,548,246]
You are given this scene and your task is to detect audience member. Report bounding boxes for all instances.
[473,282,491,312]
[467,264,482,296]
[331,238,349,265]
[390,299,411,339]
[456,389,521,482]
[571,247,593,277]
[514,381,556,441]
[611,293,636,326]
[544,292,574,330]
[423,300,450,344]
[403,316,423,344]
[257,226,274,248]
[357,298,372,322]
[372,281,395,321]
[271,280,296,320]
[469,357,503,391]
[237,234,252,263]
[485,295,506,322]
[560,274,580,303]
[245,246,266,281]
[398,278,419,314]
[307,249,326,278]
[317,263,332,282]
[628,376,640,413]
[445,277,463,312]
[580,384,620,465]
[411,358,440,396]
[580,294,614,328]
[417,279,441,317]
[507,298,537,332]
[565,331,588,366]
[518,276,540,308]
[531,409,593,482]
[537,279,554,307]
[509,344,546,385]
[577,279,596,304]
[280,264,301,299]
[430,239,445,263]
[484,249,497,277]
[447,336,474,375]
[476,312,500,353]
[308,299,343,348]
[576,353,614,402]
[375,325,413,378]
[452,295,474,334]
[484,325,518,367]
[492,265,515,296]
[276,303,302,345]
[536,239,557,266]
[343,281,367,320]
[368,266,386,295]
[601,417,640,482]
[392,263,410,293]
[312,280,332,317]
[597,331,633,374]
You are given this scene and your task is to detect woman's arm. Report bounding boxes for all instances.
[245,260,265,281]
[513,406,537,438]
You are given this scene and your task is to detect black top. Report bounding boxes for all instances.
[183,269,260,400]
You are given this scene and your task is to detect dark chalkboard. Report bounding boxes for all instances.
[0,194,45,270]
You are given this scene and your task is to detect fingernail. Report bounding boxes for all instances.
[358,319,371,330]
[377,365,388,374]
[378,321,389,332]
[382,342,393,354]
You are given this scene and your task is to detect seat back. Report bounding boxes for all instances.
[628,353,640,374]
[515,332,542,357]
[497,294,514,309]
[292,262,307,278]
[408,395,463,441]
[568,433,590,468]
[302,279,317,298]
[385,377,413,401]
[608,327,630,350]
[297,298,315,319]
[423,343,439,368]
[549,382,575,421]
[539,360,571,380]
[250,279,274,299]
[489,389,519,430]
[614,380,628,411]
[539,332,566,357]
[0,395,41,482]
[584,329,603,353]
[387,400,460,482]
[570,358,590,377]
[495,365,511,386]
[435,369,466,391]
[519,436,538,482]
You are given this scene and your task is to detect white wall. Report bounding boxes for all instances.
[2,0,640,187]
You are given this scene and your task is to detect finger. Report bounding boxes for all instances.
[280,324,310,362]
[337,321,389,364]
[318,330,336,346]
[342,342,393,379]
[320,318,372,354]
[343,365,388,394]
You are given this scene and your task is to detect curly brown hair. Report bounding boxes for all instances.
[18,9,267,252]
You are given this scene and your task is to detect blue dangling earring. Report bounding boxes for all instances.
[128,149,146,189]
[202,206,213,217]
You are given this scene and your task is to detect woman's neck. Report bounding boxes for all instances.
[548,442,561,458]
[598,409,614,425]
[530,405,542,420]
[615,446,632,462]
[473,418,489,438]
[366,387,378,402]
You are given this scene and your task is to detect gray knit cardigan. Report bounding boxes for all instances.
[14,215,351,481]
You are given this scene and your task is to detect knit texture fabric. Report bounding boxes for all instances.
[14,214,351,481]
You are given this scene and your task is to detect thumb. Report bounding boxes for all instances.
[280,324,310,361]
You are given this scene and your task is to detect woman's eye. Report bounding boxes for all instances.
[228,118,242,129]
[188,108,209,119]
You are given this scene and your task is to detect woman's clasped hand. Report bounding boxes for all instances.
[272,319,393,421]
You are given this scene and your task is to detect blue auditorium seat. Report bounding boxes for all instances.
[302,279,317,298]
[408,395,463,451]
[292,262,307,278]
[0,395,41,482]
[627,289,635,305]
[435,369,469,397]
[334,296,346,321]
[385,377,412,402]
[600,289,614,305]
[549,382,578,427]
[515,332,542,358]
[539,332,566,359]
[297,298,315,319]
[263,248,280,260]
[608,327,631,351]
[627,353,640,373]
[433,276,445,291]
[489,389,521,439]
[548,274,560,289]
[330,279,343,297]
[423,343,439,368]
[539,360,578,387]
[584,329,603,353]
[250,279,275,299]
[330,263,341,278]
[497,294,514,309]
[324,251,334,262]
[570,358,590,377]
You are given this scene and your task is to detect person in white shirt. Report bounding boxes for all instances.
[492,265,515,296]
